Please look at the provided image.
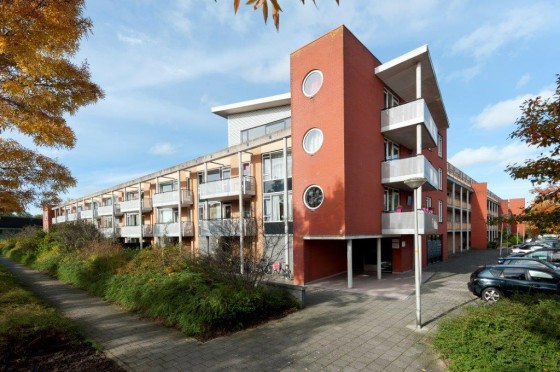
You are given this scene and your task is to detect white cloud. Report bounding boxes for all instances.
[117,28,147,45]
[515,74,530,89]
[445,63,482,82]
[472,88,554,130]
[149,143,177,155]
[451,4,555,60]
[448,142,538,168]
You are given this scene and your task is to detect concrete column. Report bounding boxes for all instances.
[377,238,382,280]
[452,182,456,255]
[238,151,244,274]
[138,183,143,249]
[460,186,463,252]
[466,190,470,250]
[347,240,353,289]
[283,138,289,267]
[177,170,182,246]
[111,191,116,239]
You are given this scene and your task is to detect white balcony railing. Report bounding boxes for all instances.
[51,217,57,224]
[98,205,113,216]
[381,155,439,190]
[119,198,152,213]
[380,99,438,149]
[80,209,96,219]
[66,212,78,222]
[120,224,153,237]
[381,211,439,235]
[100,227,115,238]
[153,221,195,237]
[199,177,256,200]
[56,216,66,223]
[198,218,257,237]
[153,189,193,207]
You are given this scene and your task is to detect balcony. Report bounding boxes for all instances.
[381,211,439,235]
[381,155,439,191]
[120,224,153,238]
[66,212,78,222]
[199,177,256,201]
[198,218,257,237]
[100,227,116,238]
[153,221,194,237]
[51,217,56,224]
[98,205,114,216]
[119,198,153,213]
[80,209,97,219]
[380,99,438,150]
[56,216,66,223]
[152,189,194,208]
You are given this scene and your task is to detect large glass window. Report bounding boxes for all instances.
[208,202,221,219]
[126,213,139,226]
[264,193,293,222]
[263,150,292,181]
[159,180,178,193]
[302,70,323,98]
[384,89,399,109]
[384,138,399,161]
[384,188,400,211]
[158,208,177,223]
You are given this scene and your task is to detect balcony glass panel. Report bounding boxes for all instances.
[380,99,438,148]
[199,177,256,200]
[381,211,438,235]
[381,155,439,190]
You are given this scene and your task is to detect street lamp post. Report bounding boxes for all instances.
[404,177,427,330]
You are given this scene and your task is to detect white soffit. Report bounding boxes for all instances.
[375,45,449,129]
[212,92,291,118]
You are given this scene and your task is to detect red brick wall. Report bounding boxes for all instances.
[471,183,489,249]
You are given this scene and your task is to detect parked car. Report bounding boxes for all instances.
[522,248,560,267]
[467,265,560,302]
[496,256,559,271]
[511,242,552,254]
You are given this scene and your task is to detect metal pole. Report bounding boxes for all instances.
[347,239,353,289]
[414,187,422,329]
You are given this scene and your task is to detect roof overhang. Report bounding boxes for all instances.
[375,45,449,129]
[211,92,291,118]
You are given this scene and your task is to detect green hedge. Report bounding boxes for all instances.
[0,227,297,339]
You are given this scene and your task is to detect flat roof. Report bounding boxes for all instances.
[375,45,449,129]
[211,93,291,118]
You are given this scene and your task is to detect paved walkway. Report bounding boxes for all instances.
[0,249,500,371]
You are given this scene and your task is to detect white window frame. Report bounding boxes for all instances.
[438,200,443,223]
[437,134,443,158]
[438,168,443,190]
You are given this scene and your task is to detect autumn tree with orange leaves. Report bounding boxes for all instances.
[507,75,560,232]
[0,0,103,213]
[229,0,339,30]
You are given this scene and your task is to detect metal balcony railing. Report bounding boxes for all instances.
[381,210,439,235]
[152,189,194,207]
[199,177,256,200]
[381,155,439,191]
[198,218,257,237]
[119,198,152,213]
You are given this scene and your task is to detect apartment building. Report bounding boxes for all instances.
[44,26,523,286]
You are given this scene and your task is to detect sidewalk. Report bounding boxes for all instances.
[0,249,500,371]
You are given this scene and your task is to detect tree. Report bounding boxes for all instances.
[230,0,340,30]
[507,74,560,231]
[0,0,104,213]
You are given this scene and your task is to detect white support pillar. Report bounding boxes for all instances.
[283,138,289,267]
[177,170,182,246]
[377,238,382,280]
[466,190,470,250]
[111,191,116,239]
[347,239,353,289]
[452,182,456,255]
[460,186,464,253]
[138,183,143,249]
[238,152,244,274]
[204,162,209,254]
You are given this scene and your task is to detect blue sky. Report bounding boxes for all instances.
[25,0,560,214]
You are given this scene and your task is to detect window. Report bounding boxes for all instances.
[302,70,323,97]
[263,150,292,181]
[501,268,526,280]
[438,200,443,223]
[384,89,399,109]
[438,168,443,190]
[159,180,178,193]
[240,118,291,142]
[208,202,221,219]
[437,134,443,158]
[426,197,432,209]
[384,188,400,212]
[304,185,324,210]
[126,191,138,201]
[528,270,558,284]
[158,208,177,223]
[303,128,324,155]
[102,198,112,206]
[384,138,399,161]
[126,213,139,226]
[243,163,250,177]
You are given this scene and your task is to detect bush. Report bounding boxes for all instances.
[50,221,104,252]
[433,295,560,371]
[0,226,44,265]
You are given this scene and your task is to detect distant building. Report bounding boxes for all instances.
[44,26,524,285]
[0,216,42,238]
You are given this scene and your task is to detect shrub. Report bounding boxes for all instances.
[0,226,44,265]
[50,221,104,252]
[433,295,560,371]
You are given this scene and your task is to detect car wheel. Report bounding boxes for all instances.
[481,287,502,302]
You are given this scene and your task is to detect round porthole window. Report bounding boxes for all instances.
[303,128,324,155]
[302,70,323,98]
[304,185,324,210]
